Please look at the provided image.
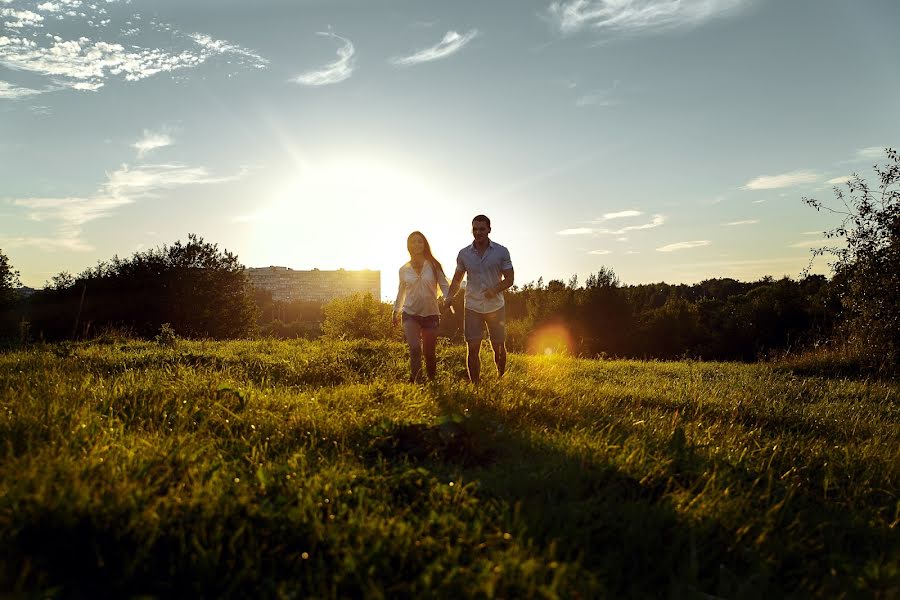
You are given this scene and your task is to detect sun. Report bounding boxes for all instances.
[248,157,469,298]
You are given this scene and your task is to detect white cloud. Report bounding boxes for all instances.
[0,79,43,99]
[857,146,885,160]
[742,170,819,190]
[190,33,268,66]
[557,227,594,235]
[575,91,616,107]
[16,194,134,227]
[838,146,888,165]
[391,29,478,66]
[722,219,759,226]
[588,249,610,255]
[657,240,711,252]
[606,214,664,235]
[291,32,355,86]
[10,162,246,250]
[787,238,831,248]
[2,8,44,29]
[133,129,172,157]
[0,233,93,252]
[102,163,244,198]
[826,175,852,185]
[561,212,664,236]
[547,0,751,35]
[0,13,267,93]
[596,209,641,221]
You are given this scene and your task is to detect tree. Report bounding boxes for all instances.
[0,249,22,309]
[803,147,900,366]
[31,234,258,339]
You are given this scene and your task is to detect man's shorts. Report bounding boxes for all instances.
[402,312,439,346]
[464,307,506,343]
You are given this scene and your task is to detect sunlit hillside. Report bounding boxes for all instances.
[1,339,897,597]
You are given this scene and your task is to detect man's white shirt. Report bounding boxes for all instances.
[455,240,513,314]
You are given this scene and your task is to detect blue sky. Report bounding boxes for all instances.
[2,0,898,298]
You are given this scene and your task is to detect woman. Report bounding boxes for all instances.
[392,231,450,382]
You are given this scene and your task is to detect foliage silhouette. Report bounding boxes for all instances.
[803,147,900,369]
[21,234,257,340]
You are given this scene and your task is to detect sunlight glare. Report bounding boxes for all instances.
[249,157,468,297]
[527,323,574,356]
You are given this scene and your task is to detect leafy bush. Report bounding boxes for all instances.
[804,147,900,368]
[321,292,399,341]
[0,249,21,310]
[26,234,258,340]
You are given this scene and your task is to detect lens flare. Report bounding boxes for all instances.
[526,323,574,356]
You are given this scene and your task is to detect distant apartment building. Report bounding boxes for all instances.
[246,267,380,303]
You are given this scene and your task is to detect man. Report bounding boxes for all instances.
[447,215,514,384]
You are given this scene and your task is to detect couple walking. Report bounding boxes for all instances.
[392,214,514,384]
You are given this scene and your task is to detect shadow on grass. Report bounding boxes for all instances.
[356,385,898,598]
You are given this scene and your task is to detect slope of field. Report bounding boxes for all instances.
[1,339,897,598]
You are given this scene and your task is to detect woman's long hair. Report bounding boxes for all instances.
[407,231,445,278]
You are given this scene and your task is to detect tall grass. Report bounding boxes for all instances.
[1,339,897,597]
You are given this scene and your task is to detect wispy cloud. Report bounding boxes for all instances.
[826,175,852,185]
[0,6,267,94]
[190,33,268,65]
[657,240,711,252]
[788,238,831,248]
[547,0,751,36]
[291,32,355,86]
[9,162,246,251]
[606,214,665,235]
[391,29,478,66]
[557,227,594,236]
[574,79,621,108]
[133,129,173,157]
[856,146,885,160]
[557,213,664,236]
[596,209,641,221]
[837,146,889,165]
[742,170,819,190]
[588,249,610,255]
[0,79,43,99]
[575,89,617,107]
[722,219,759,226]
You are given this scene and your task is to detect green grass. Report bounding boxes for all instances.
[1,338,898,598]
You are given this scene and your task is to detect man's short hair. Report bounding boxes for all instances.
[472,214,491,228]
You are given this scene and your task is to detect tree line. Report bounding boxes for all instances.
[2,149,896,369]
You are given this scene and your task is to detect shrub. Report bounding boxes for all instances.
[803,148,900,368]
[321,293,399,341]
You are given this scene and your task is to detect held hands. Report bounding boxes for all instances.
[391,312,399,327]
[484,285,498,299]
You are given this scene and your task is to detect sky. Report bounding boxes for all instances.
[2,0,899,299]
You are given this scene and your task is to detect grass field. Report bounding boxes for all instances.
[1,338,898,598]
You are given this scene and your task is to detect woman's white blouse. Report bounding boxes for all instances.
[393,261,450,317]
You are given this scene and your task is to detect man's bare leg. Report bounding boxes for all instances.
[491,341,507,378]
[466,339,482,384]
